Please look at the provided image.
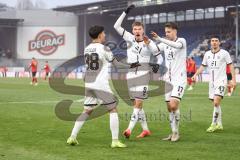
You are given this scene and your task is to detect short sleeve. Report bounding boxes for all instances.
[202,53,208,66]
[224,51,232,64]
[104,47,114,62]
[178,38,186,49]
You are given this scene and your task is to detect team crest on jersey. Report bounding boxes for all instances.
[29,30,65,55]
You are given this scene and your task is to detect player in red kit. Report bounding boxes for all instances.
[226,64,233,96]
[186,57,196,91]
[29,57,38,86]
[43,61,51,80]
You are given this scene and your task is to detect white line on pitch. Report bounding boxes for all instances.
[0,99,84,104]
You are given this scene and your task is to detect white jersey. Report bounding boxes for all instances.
[84,43,114,90]
[158,38,187,83]
[202,49,232,85]
[122,30,158,64]
[114,12,159,64]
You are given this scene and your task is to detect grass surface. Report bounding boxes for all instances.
[0,78,240,160]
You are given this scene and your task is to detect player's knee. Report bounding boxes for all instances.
[169,99,179,111]
[109,108,117,113]
[171,105,178,112]
[84,109,93,115]
[105,101,117,112]
[213,101,220,107]
[213,97,221,107]
[134,99,143,108]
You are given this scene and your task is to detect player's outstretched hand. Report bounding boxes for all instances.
[150,31,160,40]
[191,75,197,82]
[229,80,237,90]
[130,62,141,68]
[143,36,150,45]
[125,4,135,14]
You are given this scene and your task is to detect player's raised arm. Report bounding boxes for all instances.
[151,31,183,49]
[113,5,135,38]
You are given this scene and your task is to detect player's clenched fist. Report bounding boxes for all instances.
[150,31,160,40]
[191,74,197,82]
[125,4,135,14]
[143,36,150,45]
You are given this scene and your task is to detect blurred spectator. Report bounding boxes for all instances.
[0,66,7,77]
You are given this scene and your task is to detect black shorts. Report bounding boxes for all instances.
[46,72,49,76]
[227,73,232,81]
[32,72,37,77]
[187,72,195,78]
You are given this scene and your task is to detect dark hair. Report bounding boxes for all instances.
[165,22,178,30]
[88,25,104,39]
[210,35,220,41]
[132,21,144,28]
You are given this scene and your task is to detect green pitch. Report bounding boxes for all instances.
[0,78,240,160]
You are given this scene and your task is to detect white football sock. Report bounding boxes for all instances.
[169,112,177,133]
[174,108,180,134]
[212,106,220,125]
[217,106,222,126]
[127,108,140,131]
[110,112,119,140]
[138,109,149,131]
[70,112,89,139]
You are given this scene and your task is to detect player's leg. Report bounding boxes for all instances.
[187,72,193,91]
[67,89,97,145]
[31,72,34,85]
[67,107,93,145]
[124,84,151,138]
[32,72,38,85]
[96,88,126,148]
[207,85,224,132]
[136,98,151,138]
[123,98,141,138]
[44,72,47,80]
[191,72,196,88]
[163,84,185,142]
[168,98,181,142]
[34,72,38,85]
[125,72,151,138]
[136,83,151,138]
[226,74,233,96]
[213,96,223,129]
[107,104,127,148]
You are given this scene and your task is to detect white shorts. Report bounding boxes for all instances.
[127,69,150,100]
[165,81,186,102]
[84,85,116,109]
[209,83,226,100]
